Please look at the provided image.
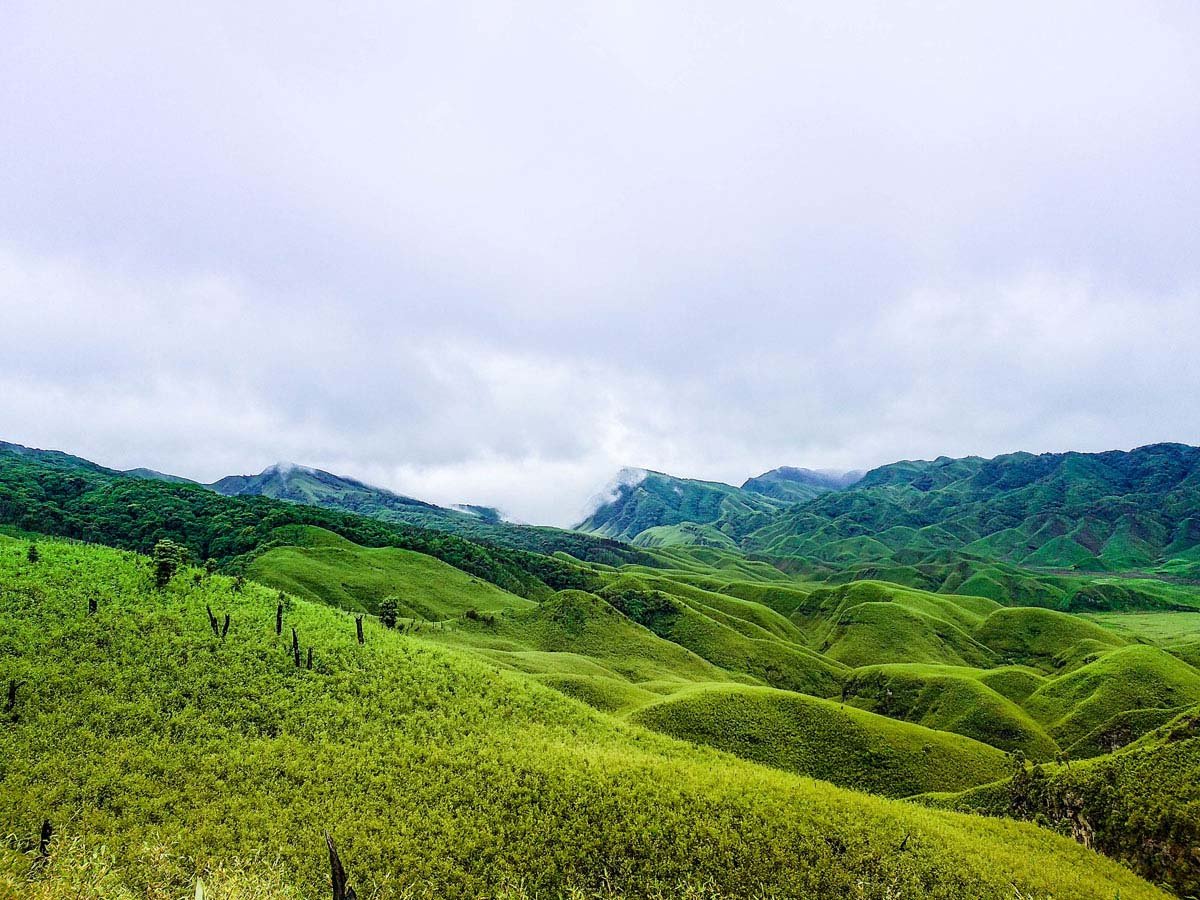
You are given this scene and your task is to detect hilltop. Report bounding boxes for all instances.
[4,439,1200,894]
[0,536,1174,899]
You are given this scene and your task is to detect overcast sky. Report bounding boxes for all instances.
[2,2,1199,525]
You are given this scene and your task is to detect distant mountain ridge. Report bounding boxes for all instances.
[742,466,864,501]
[750,443,1200,574]
[576,443,1200,581]
[0,441,653,568]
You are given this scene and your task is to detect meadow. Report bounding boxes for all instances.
[0,536,1182,899]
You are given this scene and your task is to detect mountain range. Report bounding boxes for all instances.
[576,444,1200,583]
[2,434,1200,896]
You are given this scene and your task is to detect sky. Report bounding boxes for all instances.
[2,2,1199,526]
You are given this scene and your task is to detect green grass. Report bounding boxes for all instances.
[1021,643,1200,747]
[247,525,537,618]
[792,582,998,668]
[629,683,1010,797]
[842,664,1060,760]
[427,589,735,685]
[972,607,1127,672]
[1,537,1174,899]
[923,707,1200,897]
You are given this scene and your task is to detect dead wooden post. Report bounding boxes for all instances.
[88,596,98,615]
[292,627,301,668]
[306,647,314,670]
[355,616,364,645]
[276,602,284,636]
[206,605,220,637]
[35,819,53,868]
[4,679,20,721]
[325,832,357,900]
[221,614,231,639]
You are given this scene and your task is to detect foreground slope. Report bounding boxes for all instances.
[0,537,1169,900]
[924,708,1200,897]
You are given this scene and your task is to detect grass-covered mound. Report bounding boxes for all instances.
[247,525,537,618]
[924,708,1200,898]
[973,607,1127,671]
[595,575,847,698]
[842,664,1059,760]
[1021,643,1200,747]
[0,537,1172,899]
[792,582,998,668]
[628,683,1010,797]
[430,589,734,685]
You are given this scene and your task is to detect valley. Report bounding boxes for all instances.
[1,441,1199,897]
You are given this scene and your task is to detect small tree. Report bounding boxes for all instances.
[26,544,39,564]
[152,539,186,589]
[379,598,399,629]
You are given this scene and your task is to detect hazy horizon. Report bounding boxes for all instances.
[3,2,1198,525]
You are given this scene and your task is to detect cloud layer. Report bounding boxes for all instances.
[2,2,1198,524]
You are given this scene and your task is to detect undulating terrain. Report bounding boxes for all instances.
[2,440,1198,898]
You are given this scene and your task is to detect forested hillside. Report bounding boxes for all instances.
[4,441,1200,896]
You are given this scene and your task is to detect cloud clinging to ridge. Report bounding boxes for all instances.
[1,1,1198,524]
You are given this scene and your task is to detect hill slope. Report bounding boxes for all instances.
[629,683,1010,797]
[748,443,1200,574]
[0,537,1171,899]
[576,469,786,543]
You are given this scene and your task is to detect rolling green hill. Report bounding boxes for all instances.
[575,469,787,543]
[924,707,1200,897]
[247,525,537,618]
[1,536,1171,900]
[748,443,1200,576]
[628,683,1010,797]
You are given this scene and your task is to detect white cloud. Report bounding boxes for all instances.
[1,3,1198,525]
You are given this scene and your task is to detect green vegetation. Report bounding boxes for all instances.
[210,460,655,567]
[1021,644,1200,748]
[745,444,1200,579]
[575,469,787,543]
[925,708,1200,897]
[246,525,536,618]
[0,444,603,599]
[6,440,1200,897]
[842,664,1059,760]
[0,537,1172,899]
[972,607,1127,672]
[629,683,1010,797]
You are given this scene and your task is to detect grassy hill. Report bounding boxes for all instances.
[575,469,786,543]
[924,707,1200,897]
[842,664,1059,760]
[247,525,538,618]
[1021,644,1200,748]
[628,683,1010,797]
[748,443,1200,577]
[0,536,1172,900]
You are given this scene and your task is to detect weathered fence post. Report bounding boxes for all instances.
[221,614,230,639]
[4,679,19,717]
[355,616,364,645]
[292,627,301,668]
[325,832,357,900]
[206,605,220,637]
[276,602,284,636]
[88,596,98,615]
[35,819,53,868]
[306,647,314,670]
